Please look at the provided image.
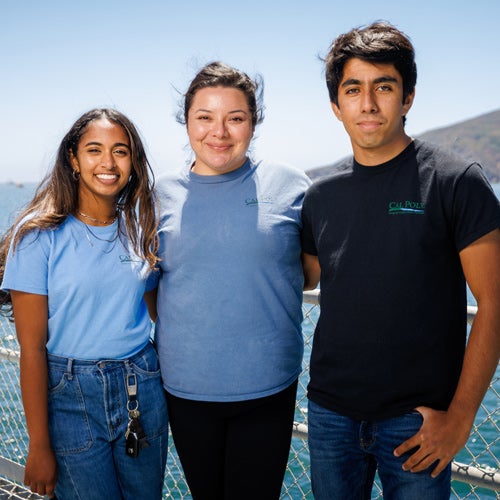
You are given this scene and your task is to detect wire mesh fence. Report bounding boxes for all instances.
[0,295,498,499]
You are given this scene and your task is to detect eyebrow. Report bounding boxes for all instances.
[193,108,249,115]
[341,76,399,87]
[83,141,130,149]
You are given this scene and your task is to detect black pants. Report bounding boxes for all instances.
[166,380,298,500]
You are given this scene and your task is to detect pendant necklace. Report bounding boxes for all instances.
[78,219,120,254]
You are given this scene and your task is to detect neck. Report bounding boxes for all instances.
[352,135,413,167]
[76,206,118,226]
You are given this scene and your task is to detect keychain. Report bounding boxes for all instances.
[125,373,150,458]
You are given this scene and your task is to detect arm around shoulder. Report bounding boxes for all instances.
[302,252,321,291]
[144,287,158,322]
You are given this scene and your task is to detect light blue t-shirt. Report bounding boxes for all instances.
[2,215,154,359]
[155,159,311,401]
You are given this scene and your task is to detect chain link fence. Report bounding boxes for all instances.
[1,294,499,499]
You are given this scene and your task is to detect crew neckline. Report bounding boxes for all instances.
[353,140,416,175]
[187,159,252,184]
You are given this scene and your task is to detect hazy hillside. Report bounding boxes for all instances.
[307,109,500,182]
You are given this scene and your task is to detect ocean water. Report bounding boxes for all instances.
[0,181,498,498]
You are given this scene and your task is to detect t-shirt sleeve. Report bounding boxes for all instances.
[452,163,500,252]
[1,229,49,295]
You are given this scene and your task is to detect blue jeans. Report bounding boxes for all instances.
[308,400,451,500]
[47,342,169,500]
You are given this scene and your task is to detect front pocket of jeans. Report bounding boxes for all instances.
[130,348,161,376]
[48,374,93,454]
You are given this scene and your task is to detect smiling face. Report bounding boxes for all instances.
[70,118,132,210]
[331,58,415,166]
[187,86,254,175]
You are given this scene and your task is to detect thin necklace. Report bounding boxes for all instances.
[78,210,117,225]
[84,223,119,243]
[77,218,120,254]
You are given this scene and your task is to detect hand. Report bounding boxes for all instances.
[24,446,57,497]
[393,406,471,478]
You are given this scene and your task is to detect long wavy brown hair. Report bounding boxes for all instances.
[0,108,159,318]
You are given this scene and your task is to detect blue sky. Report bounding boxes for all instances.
[1,0,499,182]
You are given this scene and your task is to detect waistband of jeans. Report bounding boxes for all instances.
[47,341,154,371]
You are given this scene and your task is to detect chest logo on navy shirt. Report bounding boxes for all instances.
[388,200,425,215]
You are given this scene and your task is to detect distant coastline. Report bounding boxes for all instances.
[307,109,500,183]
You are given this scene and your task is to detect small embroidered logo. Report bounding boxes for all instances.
[388,201,425,215]
[245,196,273,206]
[119,255,142,263]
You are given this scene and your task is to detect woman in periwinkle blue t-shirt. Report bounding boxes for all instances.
[0,109,168,500]
[153,61,311,499]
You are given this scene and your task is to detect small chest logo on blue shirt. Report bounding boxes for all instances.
[245,196,273,206]
[120,254,142,263]
[388,201,425,215]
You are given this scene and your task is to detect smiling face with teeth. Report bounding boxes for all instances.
[70,118,132,214]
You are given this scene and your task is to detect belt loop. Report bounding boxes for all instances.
[65,358,74,380]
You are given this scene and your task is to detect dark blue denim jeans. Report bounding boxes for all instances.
[47,342,169,500]
[308,400,451,500]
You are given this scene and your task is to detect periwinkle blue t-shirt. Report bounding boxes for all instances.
[155,159,311,401]
[2,215,154,359]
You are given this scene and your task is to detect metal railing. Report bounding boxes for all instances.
[0,292,498,499]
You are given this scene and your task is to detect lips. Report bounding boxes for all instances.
[207,143,231,151]
[95,173,119,183]
[357,120,383,132]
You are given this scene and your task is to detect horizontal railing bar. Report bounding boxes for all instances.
[0,347,20,362]
[0,457,25,485]
[452,461,500,491]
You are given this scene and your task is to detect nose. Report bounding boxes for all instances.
[101,150,116,168]
[211,118,228,138]
[360,89,378,114]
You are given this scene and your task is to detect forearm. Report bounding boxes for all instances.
[19,347,51,451]
[447,304,500,429]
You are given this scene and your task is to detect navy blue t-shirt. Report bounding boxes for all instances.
[301,140,500,420]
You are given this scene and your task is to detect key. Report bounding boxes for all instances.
[126,430,139,457]
[125,417,136,439]
[128,409,140,420]
[125,417,150,456]
[133,418,150,450]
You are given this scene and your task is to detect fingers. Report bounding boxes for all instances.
[393,407,452,478]
[393,435,419,458]
[402,452,449,478]
[24,474,56,497]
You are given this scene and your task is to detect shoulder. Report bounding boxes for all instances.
[13,213,66,246]
[253,159,312,189]
[10,219,64,257]
[414,139,477,175]
[305,157,353,197]
[156,166,187,188]
[412,139,496,195]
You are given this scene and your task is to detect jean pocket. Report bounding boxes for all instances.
[48,373,93,454]
[130,345,161,377]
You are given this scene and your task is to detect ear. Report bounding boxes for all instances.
[330,101,343,122]
[69,150,79,170]
[402,89,415,118]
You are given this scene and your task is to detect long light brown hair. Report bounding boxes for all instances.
[0,108,159,317]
